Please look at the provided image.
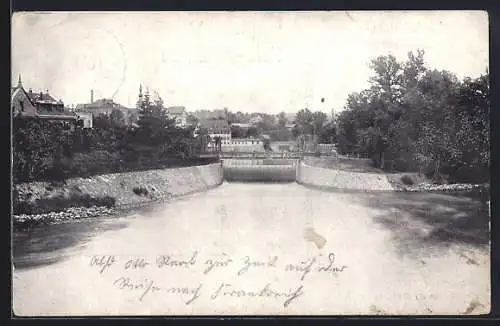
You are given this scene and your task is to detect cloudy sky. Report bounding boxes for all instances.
[12,11,488,114]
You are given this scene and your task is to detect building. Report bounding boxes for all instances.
[195,118,231,146]
[11,76,37,118]
[230,123,252,129]
[75,89,134,125]
[192,109,227,121]
[75,112,93,129]
[12,75,77,122]
[222,137,265,153]
[167,106,189,128]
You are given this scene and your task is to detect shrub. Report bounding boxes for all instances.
[400,175,415,185]
[133,186,149,196]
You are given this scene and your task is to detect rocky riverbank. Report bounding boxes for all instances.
[13,163,224,229]
[395,183,490,193]
[13,206,119,230]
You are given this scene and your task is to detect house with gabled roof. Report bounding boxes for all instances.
[11,77,37,118]
[11,75,77,122]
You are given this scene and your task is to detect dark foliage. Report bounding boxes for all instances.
[13,93,219,184]
[13,194,116,215]
[336,50,489,183]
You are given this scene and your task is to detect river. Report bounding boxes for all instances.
[12,182,490,316]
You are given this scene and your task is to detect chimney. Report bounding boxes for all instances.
[91,89,94,103]
[28,88,33,97]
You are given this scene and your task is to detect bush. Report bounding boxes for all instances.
[133,186,149,196]
[400,175,415,185]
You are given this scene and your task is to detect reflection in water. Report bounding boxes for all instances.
[343,190,490,257]
[13,218,129,270]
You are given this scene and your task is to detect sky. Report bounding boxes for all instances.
[11,11,488,114]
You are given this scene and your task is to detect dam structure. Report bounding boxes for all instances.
[220,153,394,192]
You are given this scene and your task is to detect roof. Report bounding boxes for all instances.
[231,123,252,128]
[76,99,129,111]
[167,106,186,115]
[198,118,230,131]
[28,91,60,104]
[192,109,226,120]
[11,86,36,107]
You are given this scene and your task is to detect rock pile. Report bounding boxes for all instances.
[13,206,118,229]
[400,183,489,193]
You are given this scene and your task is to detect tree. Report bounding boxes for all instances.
[312,111,328,136]
[318,121,337,144]
[247,126,259,138]
[13,117,76,182]
[335,49,489,182]
[231,125,247,138]
[277,111,287,127]
[186,114,199,126]
[110,108,126,126]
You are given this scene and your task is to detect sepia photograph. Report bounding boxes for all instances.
[11,11,490,316]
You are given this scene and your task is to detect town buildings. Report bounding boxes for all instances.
[223,137,264,152]
[196,118,232,143]
[75,89,137,126]
[11,75,78,122]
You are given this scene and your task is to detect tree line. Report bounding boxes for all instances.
[335,50,489,183]
[13,92,215,184]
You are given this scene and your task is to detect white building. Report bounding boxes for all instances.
[196,118,232,148]
[222,137,264,152]
[167,106,189,128]
[76,112,93,129]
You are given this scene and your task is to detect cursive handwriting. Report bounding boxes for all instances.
[316,253,348,274]
[113,276,161,301]
[90,255,117,274]
[97,251,347,308]
[112,276,203,304]
[203,253,233,275]
[124,257,150,270]
[165,283,203,305]
[284,257,316,281]
[156,251,198,268]
[210,282,304,308]
[237,255,278,276]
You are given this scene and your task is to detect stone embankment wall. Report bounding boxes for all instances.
[15,163,224,209]
[296,161,395,192]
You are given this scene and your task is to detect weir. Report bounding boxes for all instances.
[222,158,299,182]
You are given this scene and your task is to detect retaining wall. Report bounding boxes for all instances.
[296,162,395,192]
[15,163,224,209]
